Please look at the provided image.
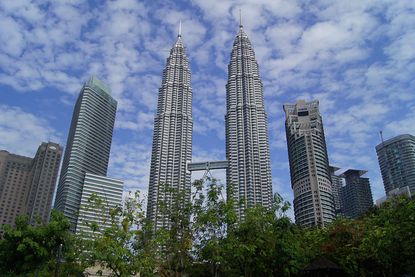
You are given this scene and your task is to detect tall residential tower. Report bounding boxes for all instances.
[225,25,273,219]
[376,134,415,195]
[54,77,117,231]
[146,31,193,230]
[340,169,373,218]
[283,100,335,227]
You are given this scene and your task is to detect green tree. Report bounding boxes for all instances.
[220,194,305,277]
[359,196,415,276]
[192,177,237,277]
[152,183,194,277]
[78,191,157,277]
[0,210,79,276]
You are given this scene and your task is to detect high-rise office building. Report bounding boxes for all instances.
[340,169,373,218]
[26,142,62,224]
[0,151,32,227]
[75,173,123,235]
[0,142,62,227]
[225,24,272,219]
[54,77,117,231]
[329,166,343,215]
[376,134,415,195]
[283,100,335,227]
[147,31,193,230]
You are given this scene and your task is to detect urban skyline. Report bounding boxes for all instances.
[1,1,415,220]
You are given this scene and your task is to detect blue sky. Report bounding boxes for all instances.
[1,0,415,219]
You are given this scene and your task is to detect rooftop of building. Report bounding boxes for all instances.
[340,169,368,178]
[375,134,415,150]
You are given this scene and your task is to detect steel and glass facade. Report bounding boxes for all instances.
[376,134,415,195]
[146,33,193,231]
[54,77,117,231]
[225,25,272,220]
[75,173,123,235]
[284,100,335,227]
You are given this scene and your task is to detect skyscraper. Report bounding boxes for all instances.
[54,77,117,231]
[147,31,193,230]
[329,166,343,215]
[340,169,373,218]
[0,151,32,227]
[283,100,335,227]
[0,142,62,227]
[376,134,415,195]
[26,142,62,224]
[225,24,273,219]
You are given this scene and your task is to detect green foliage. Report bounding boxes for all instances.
[0,210,77,276]
[1,181,414,277]
[78,191,157,277]
[303,196,415,276]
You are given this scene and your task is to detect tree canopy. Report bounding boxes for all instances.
[1,179,414,277]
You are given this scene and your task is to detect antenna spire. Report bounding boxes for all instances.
[178,20,182,37]
[239,9,242,28]
[380,130,384,143]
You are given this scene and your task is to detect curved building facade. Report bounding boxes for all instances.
[376,134,415,195]
[283,100,335,227]
[225,25,273,220]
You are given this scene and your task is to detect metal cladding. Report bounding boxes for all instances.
[146,34,193,230]
[376,134,415,195]
[225,25,273,220]
[54,77,117,231]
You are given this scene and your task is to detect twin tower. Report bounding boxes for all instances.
[147,24,273,229]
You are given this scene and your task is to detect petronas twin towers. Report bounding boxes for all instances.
[147,24,272,228]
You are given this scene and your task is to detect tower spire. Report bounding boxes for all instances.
[239,9,242,28]
[178,20,182,37]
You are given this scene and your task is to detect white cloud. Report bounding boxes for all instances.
[0,105,61,156]
[1,0,415,220]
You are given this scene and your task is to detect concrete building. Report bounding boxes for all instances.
[26,142,62,224]
[146,30,193,231]
[225,24,272,219]
[329,166,343,215]
[0,142,62,227]
[283,100,335,227]
[0,151,33,227]
[376,134,415,195]
[340,169,373,218]
[75,173,123,236]
[54,77,117,231]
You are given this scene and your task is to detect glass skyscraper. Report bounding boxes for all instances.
[54,76,117,231]
[146,31,193,231]
[376,134,415,195]
[283,100,335,227]
[225,24,273,220]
